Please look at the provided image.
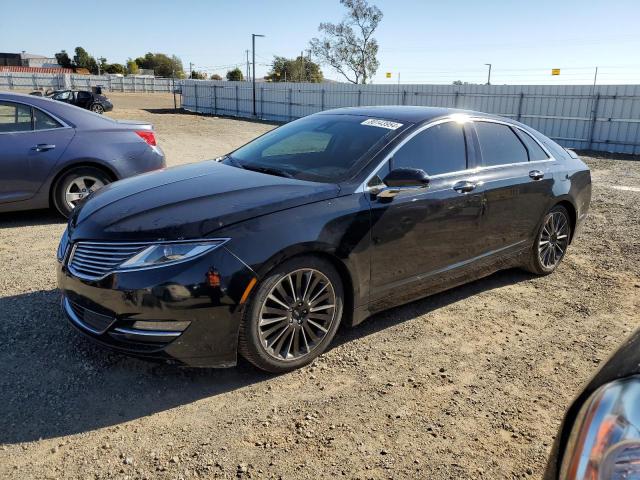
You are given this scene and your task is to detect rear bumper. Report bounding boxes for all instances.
[57,246,255,367]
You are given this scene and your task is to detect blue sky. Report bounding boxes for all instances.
[2,0,639,84]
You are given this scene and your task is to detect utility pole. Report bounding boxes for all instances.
[246,50,250,81]
[172,67,176,109]
[189,62,194,79]
[300,50,304,82]
[252,34,265,116]
[485,63,492,85]
[592,66,599,89]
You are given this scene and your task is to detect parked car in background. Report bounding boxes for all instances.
[47,89,113,114]
[545,328,640,479]
[0,92,165,217]
[57,106,591,372]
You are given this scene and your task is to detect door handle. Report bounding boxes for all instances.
[453,180,477,193]
[529,170,544,180]
[33,144,56,152]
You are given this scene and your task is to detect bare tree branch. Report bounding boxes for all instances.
[309,0,382,84]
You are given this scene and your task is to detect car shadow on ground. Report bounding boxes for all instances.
[142,108,282,125]
[0,209,65,229]
[0,268,533,444]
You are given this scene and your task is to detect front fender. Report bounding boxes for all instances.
[218,193,372,309]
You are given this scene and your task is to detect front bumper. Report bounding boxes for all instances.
[57,246,255,367]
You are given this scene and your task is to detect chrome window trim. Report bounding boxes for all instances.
[0,98,71,135]
[359,115,556,193]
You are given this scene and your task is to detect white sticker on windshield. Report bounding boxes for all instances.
[361,118,403,130]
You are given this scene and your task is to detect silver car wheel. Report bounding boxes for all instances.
[538,211,570,269]
[258,268,337,361]
[64,176,105,211]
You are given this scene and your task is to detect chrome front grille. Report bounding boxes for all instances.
[68,241,147,279]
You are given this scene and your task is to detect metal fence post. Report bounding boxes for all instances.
[213,85,218,115]
[402,90,407,105]
[357,90,362,106]
[121,77,125,92]
[517,92,525,121]
[321,89,325,111]
[288,88,293,120]
[8,73,13,89]
[235,85,239,116]
[454,91,459,108]
[260,86,264,118]
[588,93,601,149]
[194,83,199,112]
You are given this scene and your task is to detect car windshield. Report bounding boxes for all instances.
[223,114,406,183]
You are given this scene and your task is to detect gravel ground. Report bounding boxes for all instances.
[1,93,639,479]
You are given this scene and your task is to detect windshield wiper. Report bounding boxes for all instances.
[243,165,294,179]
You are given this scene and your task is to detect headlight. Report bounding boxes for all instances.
[117,240,228,271]
[57,228,69,262]
[560,376,640,479]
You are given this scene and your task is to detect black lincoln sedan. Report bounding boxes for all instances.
[57,106,591,372]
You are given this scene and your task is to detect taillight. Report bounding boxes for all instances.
[135,130,157,147]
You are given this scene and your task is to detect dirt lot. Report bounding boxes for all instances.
[1,92,639,479]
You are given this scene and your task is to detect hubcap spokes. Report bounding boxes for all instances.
[258,269,336,361]
[538,212,569,268]
[65,176,105,210]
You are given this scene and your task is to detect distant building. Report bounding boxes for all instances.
[0,52,22,66]
[20,53,61,69]
[0,52,72,73]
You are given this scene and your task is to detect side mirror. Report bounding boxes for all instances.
[376,168,430,199]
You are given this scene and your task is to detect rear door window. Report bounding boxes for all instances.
[475,121,528,166]
[0,101,32,132]
[392,121,467,176]
[33,108,62,130]
[514,129,549,161]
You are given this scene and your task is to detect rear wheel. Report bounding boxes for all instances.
[238,256,344,373]
[53,166,111,217]
[90,103,104,114]
[523,205,571,275]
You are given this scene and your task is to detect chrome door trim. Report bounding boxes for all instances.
[359,114,556,194]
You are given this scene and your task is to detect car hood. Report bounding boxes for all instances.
[69,161,340,241]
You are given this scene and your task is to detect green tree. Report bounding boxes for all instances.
[135,53,184,77]
[310,0,382,84]
[126,59,139,75]
[73,46,98,73]
[266,55,323,83]
[226,67,244,81]
[106,63,126,75]
[55,50,72,69]
[190,70,207,79]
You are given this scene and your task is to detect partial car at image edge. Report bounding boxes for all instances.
[56,106,591,372]
[0,91,166,217]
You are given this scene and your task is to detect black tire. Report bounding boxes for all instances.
[52,166,112,218]
[523,205,572,275]
[90,103,104,114]
[238,256,344,373]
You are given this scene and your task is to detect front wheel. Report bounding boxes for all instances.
[90,103,105,114]
[52,167,111,217]
[238,256,344,373]
[523,205,572,275]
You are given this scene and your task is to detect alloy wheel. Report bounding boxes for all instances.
[64,176,105,210]
[91,104,104,114]
[538,211,570,269]
[258,268,337,361]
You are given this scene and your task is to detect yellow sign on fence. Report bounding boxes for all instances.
[386,72,392,78]
[551,68,561,76]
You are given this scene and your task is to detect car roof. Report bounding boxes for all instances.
[0,91,113,128]
[317,105,507,124]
